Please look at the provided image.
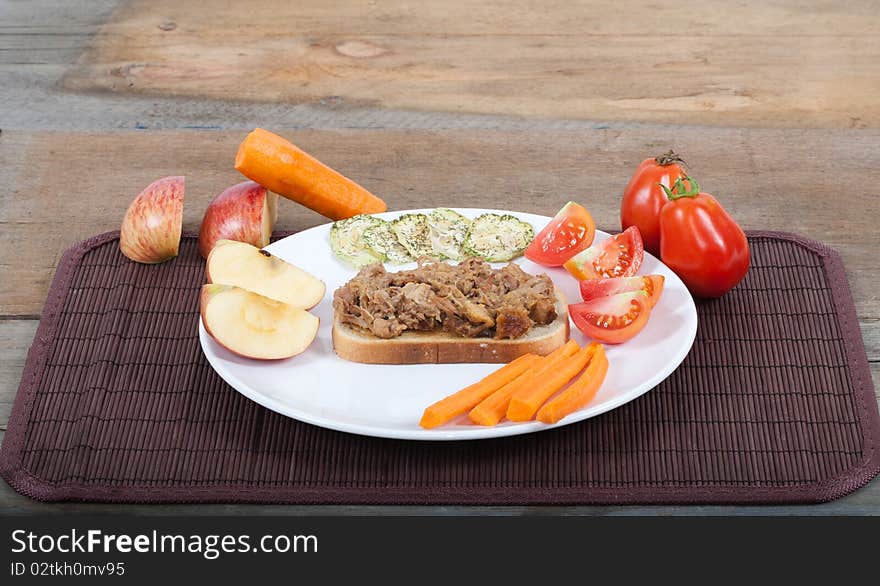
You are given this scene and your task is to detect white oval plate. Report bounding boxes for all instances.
[199,208,697,440]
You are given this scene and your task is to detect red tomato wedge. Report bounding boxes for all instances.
[525,202,596,267]
[563,226,644,280]
[569,290,651,345]
[579,275,665,309]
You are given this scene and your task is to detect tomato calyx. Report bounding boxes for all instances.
[653,150,688,167]
[659,175,701,201]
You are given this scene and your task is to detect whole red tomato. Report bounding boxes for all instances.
[659,177,749,298]
[621,150,688,256]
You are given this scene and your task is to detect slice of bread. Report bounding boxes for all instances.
[332,289,569,364]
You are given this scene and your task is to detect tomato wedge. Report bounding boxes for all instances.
[563,226,644,280]
[579,275,665,309]
[569,290,651,344]
[525,202,596,267]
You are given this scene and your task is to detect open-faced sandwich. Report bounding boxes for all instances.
[332,258,569,364]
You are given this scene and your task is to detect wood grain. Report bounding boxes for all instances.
[61,0,880,128]
[2,128,878,316]
[2,0,880,514]
[0,321,37,432]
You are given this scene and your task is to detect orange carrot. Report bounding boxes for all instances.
[537,344,609,424]
[419,353,539,429]
[468,340,579,426]
[506,343,599,422]
[234,128,387,221]
[468,370,535,427]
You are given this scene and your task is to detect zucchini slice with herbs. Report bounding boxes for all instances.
[329,214,385,267]
[462,213,534,262]
[427,208,471,260]
[363,221,413,264]
[390,213,435,259]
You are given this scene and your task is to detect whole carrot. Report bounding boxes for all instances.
[468,340,579,426]
[419,353,539,429]
[506,343,599,422]
[537,344,609,424]
[234,128,387,221]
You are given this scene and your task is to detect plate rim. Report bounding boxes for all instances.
[198,207,698,441]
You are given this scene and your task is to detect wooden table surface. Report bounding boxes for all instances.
[1,0,878,515]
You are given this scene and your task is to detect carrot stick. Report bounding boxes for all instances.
[506,343,599,422]
[419,353,540,429]
[468,340,579,426]
[467,369,536,427]
[234,128,387,221]
[537,344,609,424]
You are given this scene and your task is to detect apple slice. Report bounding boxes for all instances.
[198,180,279,259]
[200,284,319,360]
[120,176,185,263]
[206,239,325,310]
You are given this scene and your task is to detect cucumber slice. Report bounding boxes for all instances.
[463,213,534,262]
[390,214,435,259]
[428,208,471,260]
[363,222,413,264]
[329,214,384,267]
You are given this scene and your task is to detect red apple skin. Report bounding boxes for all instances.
[204,315,322,361]
[198,181,277,259]
[204,240,326,311]
[200,283,231,348]
[119,176,185,264]
[200,284,320,360]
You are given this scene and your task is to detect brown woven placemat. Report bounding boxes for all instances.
[1,231,878,504]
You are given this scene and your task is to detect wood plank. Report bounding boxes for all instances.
[863,321,879,361]
[0,0,118,65]
[1,128,879,316]
[2,0,877,516]
[0,0,118,30]
[0,321,38,431]
[61,0,880,128]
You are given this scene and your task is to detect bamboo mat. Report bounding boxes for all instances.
[1,231,878,504]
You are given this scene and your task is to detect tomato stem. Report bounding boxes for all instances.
[654,150,687,167]
[659,176,701,200]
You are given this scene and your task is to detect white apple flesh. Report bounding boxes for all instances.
[200,284,319,360]
[119,176,185,264]
[206,239,325,310]
[198,180,278,259]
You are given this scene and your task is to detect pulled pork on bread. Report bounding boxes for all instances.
[332,258,558,340]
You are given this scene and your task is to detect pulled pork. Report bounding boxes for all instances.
[333,258,558,340]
